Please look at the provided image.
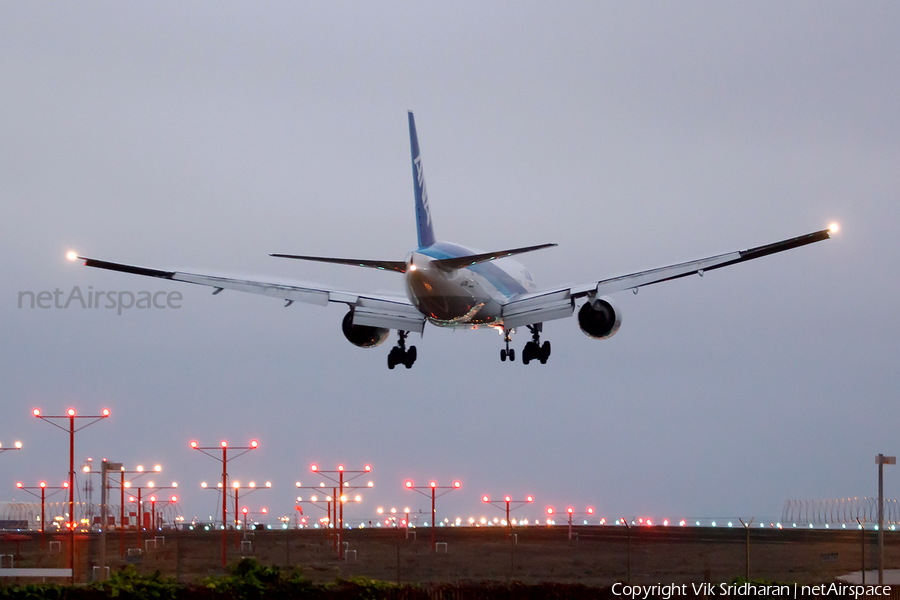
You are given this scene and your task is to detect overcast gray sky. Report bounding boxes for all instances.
[2,2,898,528]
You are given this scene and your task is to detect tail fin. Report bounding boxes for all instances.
[408,111,436,248]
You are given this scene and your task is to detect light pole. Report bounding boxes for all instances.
[228,480,271,547]
[547,506,594,540]
[125,480,176,552]
[111,464,160,557]
[15,481,68,549]
[739,517,754,581]
[877,454,895,585]
[620,518,632,583]
[294,492,334,530]
[405,507,410,539]
[144,494,178,532]
[404,479,461,552]
[240,506,267,531]
[32,407,109,579]
[190,439,259,569]
[0,441,23,456]
[304,464,372,559]
[482,494,533,539]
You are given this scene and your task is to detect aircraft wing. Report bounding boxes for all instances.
[74,256,426,333]
[500,227,833,330]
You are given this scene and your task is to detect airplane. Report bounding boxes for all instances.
[68,111,836,369]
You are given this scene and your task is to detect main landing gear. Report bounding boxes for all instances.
[388,330,417,370]
[500,329,515,362]
[522,324,550,365]
[499,325,551,364]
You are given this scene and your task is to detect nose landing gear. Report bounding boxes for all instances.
[388,330,417,369]
[522,324,550,365]
[500,329,515,362]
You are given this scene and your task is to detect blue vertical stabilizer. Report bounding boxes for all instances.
[409,111,436,248]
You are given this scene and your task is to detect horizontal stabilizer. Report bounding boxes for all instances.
[431,243,557,271]
[269,254,407,273]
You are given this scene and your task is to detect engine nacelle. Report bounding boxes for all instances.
[577,296,622,340]
[341,311,390,348]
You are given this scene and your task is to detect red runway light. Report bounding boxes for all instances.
[587,507,594,514]
[63,483,68,488]
[482,495,490,502]
[32,409,41,417]
[405,481,413,488]
[547,507,554,514]
[150,496,157,502]
[221,441,227,447]
[190,441,198,448]
[261,508,267,514]
[310,464,318,472]
[364,464,371,472]
[129,496,135,502]
[102,409,110,417]
[171,496,178,503]
[429,481,436,488]
[67,409,75,416]
[242,507,248,514]
[526,495,533,503]
[15,482,22,488]
[40,482,46,488]
[338,465,344,472]
[504,495,511,502]
[567,507,574,514]
[250,440,258,448]
[453,481,461,488]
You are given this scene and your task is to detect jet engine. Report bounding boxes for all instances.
[577,297,622,340]
[341,311,390,348]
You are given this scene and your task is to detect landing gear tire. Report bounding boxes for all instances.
[522,341,533,365]
[388,331,416,370]
[539,341,551,364]
[500,328,515,363]
[523,325,550,365]
[404,346,417,369]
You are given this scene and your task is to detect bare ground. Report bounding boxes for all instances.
[2,526,897,586]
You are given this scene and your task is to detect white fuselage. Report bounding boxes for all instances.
[404,241,536,328]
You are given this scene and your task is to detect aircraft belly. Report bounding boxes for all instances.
[406,271,500,327]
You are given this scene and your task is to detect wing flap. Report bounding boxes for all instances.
[352,309,426,333]
[352,297,426,332]
[502,299,574,330]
